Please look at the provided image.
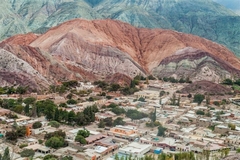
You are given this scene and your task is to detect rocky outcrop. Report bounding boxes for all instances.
[180,80,232,95]
[0,49,49,90]
[152,47,240,82]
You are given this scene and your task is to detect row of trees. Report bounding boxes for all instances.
[0,86,28,95]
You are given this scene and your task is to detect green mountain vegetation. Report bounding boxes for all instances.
[1,0,240,56]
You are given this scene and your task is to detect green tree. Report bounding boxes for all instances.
[5,131,18,141]
[104,117,113,127]
[77,130,90,138]
[66,99,77,104]
[16,126,27,137]
[75,135,87,144]
[228,123,236,130]
[67,111,76,124]
[20,149,35,157]
[196,110,205,115]
[54,108,59,121]
[113,117,126,126]
[23,97,36,105]
[32,121,42,129]
[59,103,67,108]
[222,78,233,85]
[48,121,60,128]
[193,94,205,104]
[2,147,10,160]
[237,148,240,153]
[206,94,210,105]
[13,105,24,114]
[62,156,73,160]
[98,120,105,128]
[45,136,65,149]
[24,104,30,115]
[110,83,120,92]
[149,107,157,122]
[43,155,58,160]
[170,93,176,105]
[157,125,167,137]
[111,107,125,115]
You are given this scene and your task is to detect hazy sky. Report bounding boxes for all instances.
[213,0,240,14]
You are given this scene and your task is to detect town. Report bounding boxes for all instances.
[0,76,240,160]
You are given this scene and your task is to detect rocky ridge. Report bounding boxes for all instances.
[0,19,240,89]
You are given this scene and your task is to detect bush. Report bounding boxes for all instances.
[38,139,43,144]
[66,99,77,104]
[48,121,60,128]
[32,121,42,129]
[196,110,205,115]
[20,149,35,157]
[45,136,65,149]
[193,94,205,104]
[19,144,28,149]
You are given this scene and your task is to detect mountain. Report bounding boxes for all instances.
[0,19,240,89]
[1,0,240,57]
[213,0,240,15]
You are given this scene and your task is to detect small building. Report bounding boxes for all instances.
[197,118,211,127]
[107,125,139,140]
[214,125,230,135]
[118,142,152,158]
[25,144,51,154]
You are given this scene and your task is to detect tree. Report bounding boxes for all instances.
[77,130,90,138]
[62,156,73,160]
[67,111,76,124]
[43,155,58,160]
[98,120,105,128]
[20,149,35,157]
[59,103,67,108]
[111,107,125,115]
[236,148,240,153]
[13,105,24,114]
[24,104,30,115]
[103,117,113,127]
[228,123,236,130]
[2,147,10,160]
[206,94,210,105]
[170,93,176,105]
[113,117,126,126]
[75,135,87,144]
[193,94,205,104]
[16,126,27,137]
[23,97,36,105]
[5,131,18,141]
[45,136,65,149]
[110,83,120,92]
[66,99,77,104]
[32,121,42,129]
[157,125,167,137]
[48,121,60,128]
[196,110,205,115]
[44,130,66,140]
[149,107,157,122]
[222,78,233,85]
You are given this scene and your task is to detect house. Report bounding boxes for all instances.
[107,125,139,140]
[214,125,230,135]
[25,144,51,154]
[118,142,152,158]
[197,118,211,127]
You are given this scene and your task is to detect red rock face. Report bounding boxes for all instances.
[1,18,240,89]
